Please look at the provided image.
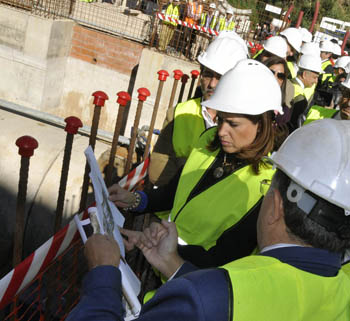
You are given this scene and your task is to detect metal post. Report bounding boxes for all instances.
[106,92,131,187]
[281,5,294,32]
[295,11,304,28]
[341,31,350,55]
[124,88,151,175]
[143,70,169,159]
[168,69,183,110]
[309,1,320,33]
[177,74,189,104]
[55,116,83,233]
[187,70,200,101]
[79,91,108,212]
[13,136,38,267]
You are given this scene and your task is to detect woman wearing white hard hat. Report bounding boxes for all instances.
[280,27,303,78]
[109,59,286,269]
[254,36,288,62]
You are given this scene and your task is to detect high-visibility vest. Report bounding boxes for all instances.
[170,127,275,250]
[287,61,297,79]
[200,13,217,29]
[173,98,206,158]
[304,105,338,125]
[252,49,264,60]
[343,262,350,277]
[224,255,350,321]
[186,2,203,23]
[226,20,235,31]
[291,78,315,103]
[304,83,316,101]
[217,17,226,31]
[321,59,334,83]
[165,4,180,26]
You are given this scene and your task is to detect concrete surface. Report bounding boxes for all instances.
[0,108,110,270]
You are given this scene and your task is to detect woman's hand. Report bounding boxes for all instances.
[108,184,136,208]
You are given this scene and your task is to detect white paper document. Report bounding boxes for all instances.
[74,146,141,319]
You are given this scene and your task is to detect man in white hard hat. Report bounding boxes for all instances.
[304,70,350,124]
[148,34,247,186]
[68,119,350,321]
[280,27,303,78]
[319,40,334,75]
[288,54,323,130]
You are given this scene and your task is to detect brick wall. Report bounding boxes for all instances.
[70,25,144,75]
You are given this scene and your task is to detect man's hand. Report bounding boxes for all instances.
[108,184,136,208]
[138,220,184,279]
[119,228,153,252]
[84,234,120,270]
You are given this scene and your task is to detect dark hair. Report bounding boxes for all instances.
[263,56,289,104]
[272,169,350,253]
[208,112,275,175]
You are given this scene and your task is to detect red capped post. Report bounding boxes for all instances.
[187,70,200,100]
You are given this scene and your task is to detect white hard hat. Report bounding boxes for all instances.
[269,119,350,211]
[263,36,288,59]
[209,3,216,9]
[333,43,342,56]
[342,70,350,89]
[299,28,312,43]
[202,59,283,115]
[226,8,233,14]
[217,31,249,56]
[320,40,334,53]
[280,28,303,53]
[300,42,320,57]
[198,35,247,75]
[335,56,350,71]
[298,54,323,74]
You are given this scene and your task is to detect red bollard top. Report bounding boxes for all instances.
[117,91,131,106]
[137,88,151,102]
[16,136,39,158]
[181,74,190,84]
[92,91,109,107]
[64,116,83,135]
[173,69,183,80]
[191,70,200,79]
[157,70,169,81]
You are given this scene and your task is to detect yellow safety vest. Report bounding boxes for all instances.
[217,17,226,31]
[173,98,206,158]
[224,255,350,321]
[200,13,217,29]
[321,60,334,83]
[287,61,297,79]
[304,105,338,125]
[170,127,275,250]
[342,262,350,277]
[304,83,316,101]
[165,4,180,26]
[291,78,315,103]
[226,20,235,31]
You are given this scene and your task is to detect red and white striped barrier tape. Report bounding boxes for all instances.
[0,208,90,310]
[0,158,150,308]
[157,13,219,37]
[118,157,150,191]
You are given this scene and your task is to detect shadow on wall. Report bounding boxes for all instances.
[0,183,95,279]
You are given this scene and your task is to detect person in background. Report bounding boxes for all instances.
[216,8,235,31]
[158,0,180,51]
[288,54,322,131]
[67,119,350,321]
[149,34,247,187]
[253,36,288,62]
[280,27,303,79]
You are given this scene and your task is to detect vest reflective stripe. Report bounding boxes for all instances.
[304,105,338,125]
[224,255,350,321]
[165,4,179,26]
[218,17,226,31]
[287,61,297,78]
[173,98,206,158]
[200,13,217,29]
[170,127,275,250]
